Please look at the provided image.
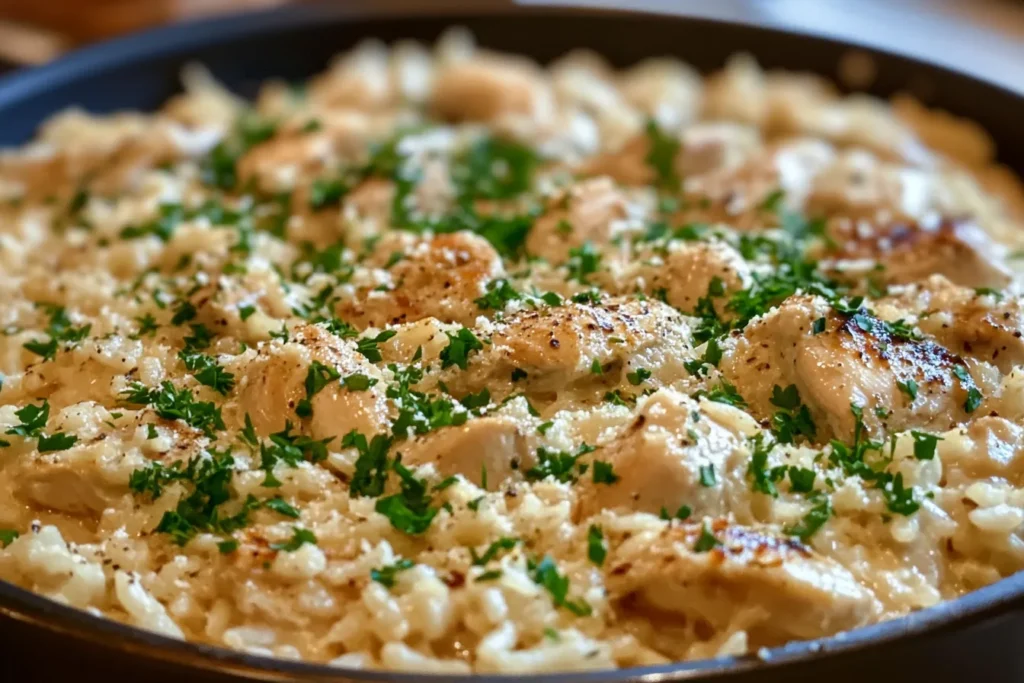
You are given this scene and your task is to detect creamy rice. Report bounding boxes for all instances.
[0,28,1022,673]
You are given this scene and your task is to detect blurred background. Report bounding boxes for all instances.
[0,0,1021,90]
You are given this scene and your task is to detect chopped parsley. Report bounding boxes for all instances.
[371,558,415,588]
[6,400,50,438]
[135,313,159,337]
[386,364,469,438]
[644,119,680,190]
[129,450,272,545]
[263,497,300,518]
[784,491,833,540]
[565,242,602,284]
[470,537,519,566]
[22,305,91,361]
[474,279,521,310]
[355,330,397,363]
[881,473,919,516]
[897,379,919,401]
[309,173,358,210]
[746,435,786,497]
[626,368,652,386]
[529,555,591,616]
[179,352,236,395]
[271,526,317,552]
[587,525,606,566]
[769,384,817,444]
[910,431,942,461]
[346,431,393,498]
[694,380,746,408]
[121,381,225,437]
[788,467,817,493]
[200,113,277,189]
[342,374,377,391]
[4,399,77,453]
[660,504,692,521]
[296,361,341,417]
[526,444,595,484]
[591,460,619,484]
[684,337,723,377]
[37,432,77,453]
[952,365,983,413]
[440,328,483,370]
[374,457,440,535]
[693,522,721,552]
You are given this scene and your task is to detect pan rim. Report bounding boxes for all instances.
[0,3,1021,680]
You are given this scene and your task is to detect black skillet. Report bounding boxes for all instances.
[0,2,1021,681]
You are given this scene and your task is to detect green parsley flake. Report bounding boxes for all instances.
[470,537,518,566]
[693,522,721,552]
[587,525,607,566]
[910,431,942,461]
[897,379,919,401]
[591,460,619,484]
[644,119,680,190]
[440,328,484,370]
[371,558,415,588]
[529,555,591,616]
[271,526,317,552]
[355,330,397,363]
[769,384,817,444]
[121,381,225,437]
[626,368,652,386]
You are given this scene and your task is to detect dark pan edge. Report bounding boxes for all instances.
[2,562,1023,681]
[0,2,1021,680]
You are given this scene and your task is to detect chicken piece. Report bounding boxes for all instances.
[617,58,702,128]
[430,55,553,126]
[722,295,977,441]
[403,417,532,487]
[341,177,395,240]
[625,239,751,313]
[236,324,388,439]
[574,390,749,520]
[13,336,144,409]
[307,40,400,112]
[669,138,834,230]
[525,177,632,265]
[335,232,503,329]
[701,54,772,126]
[605,521,880,645]
[377,317,457,366]
[704,55,925,164]
[18,459,115,515]
[805,149,929,223]
[236,113,376,194]
[821,218,1012,290]
[942,417,1024,487]
[444,298,692,401]
[882,276,1024,373]
[0,135,160,204]
[771,93,927,165]
[578,122,760,189]
[176,268,294,344]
